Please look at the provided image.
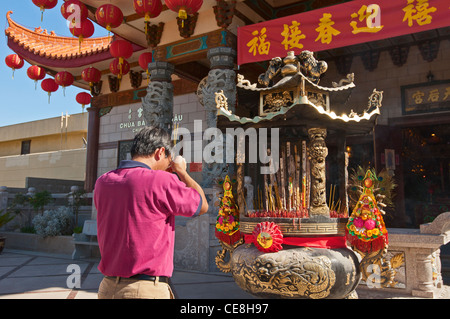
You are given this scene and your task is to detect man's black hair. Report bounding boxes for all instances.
[130,126,172,158]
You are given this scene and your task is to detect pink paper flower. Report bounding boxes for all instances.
[365,219,376,230]
[353,217,364,228]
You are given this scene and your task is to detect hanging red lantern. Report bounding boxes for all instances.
[61,0,88,22]
[69,18,95,51]
[138,52,152,70]
[133,0,162,34]
[165,0,203,24]
[139,52,153,84]
[95,4,124,32]
[5,54,24,79]
[55,71,74,96]
[27,65,46,89]
[110,39,133,86]
[110,39,133,62]
[81,67,101,87]
[76,92,92,112]
[133,0,162,20]
[32,0,58,21]
[41,78,59,104]
[110,58,130,79]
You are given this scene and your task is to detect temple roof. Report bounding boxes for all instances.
[5,11,114,69]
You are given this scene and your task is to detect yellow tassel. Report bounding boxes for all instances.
[179,9,187,20]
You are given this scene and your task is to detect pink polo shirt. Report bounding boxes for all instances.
[94,160,202,278]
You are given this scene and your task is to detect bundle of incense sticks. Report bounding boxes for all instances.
[172,122,179,146]
[328,184,348,218]
[252,142,310,215]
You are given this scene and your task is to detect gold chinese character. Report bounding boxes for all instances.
[412,90,425,104]
[443,87,450,100]
[427,89,439,102]
[281,20,306,50]
[350,4,384,34]
[403,0,436,27]
[246,27,271,56]
[315,13,341,44]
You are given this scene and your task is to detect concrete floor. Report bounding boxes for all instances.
[0,249,448,300]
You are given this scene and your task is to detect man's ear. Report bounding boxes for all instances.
[154,147,165,161]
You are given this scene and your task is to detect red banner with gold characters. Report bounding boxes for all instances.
[237,0,450,65]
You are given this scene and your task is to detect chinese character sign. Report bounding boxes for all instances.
[237,0,450,65]
[402,80,450,115]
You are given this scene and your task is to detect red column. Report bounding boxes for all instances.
[84,106,99,192]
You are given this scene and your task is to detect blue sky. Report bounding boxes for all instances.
[1,1,108,127]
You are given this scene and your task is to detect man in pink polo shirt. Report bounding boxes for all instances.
[95,126,208,299]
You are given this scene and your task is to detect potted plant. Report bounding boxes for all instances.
[0,210,15,254]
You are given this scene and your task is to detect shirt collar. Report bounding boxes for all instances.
[118,160,152,170]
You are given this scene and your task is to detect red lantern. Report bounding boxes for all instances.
[165,0,203,22]
[41,78,59,104]
[76,92,92,112]
[110,58,130,79]
[69,18,95,51]
[134,0,162,34]
[110,39,133,61]
[95,4,124,32]
[27,65,46,89]
[81,67,101,87]
[139,52,153,84]
[61,0,88,22]
[138,52,152,70]
[5,54,24,79]
[32,0,58,21]
[55,71,74,96]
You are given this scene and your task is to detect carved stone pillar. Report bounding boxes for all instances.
[201,47,236,189]
[84,106,100,192]
[413,252,435,297]
[142,61,174,131]
[308,128,329,216]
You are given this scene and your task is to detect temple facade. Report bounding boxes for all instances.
[4,0,450,271]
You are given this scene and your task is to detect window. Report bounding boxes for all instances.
[21,140,31,155]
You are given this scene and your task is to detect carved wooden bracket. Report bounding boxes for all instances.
[108,76,120,93]
[419,39,440,63]
[145,22,164,47]
[361,50,380,71]
[389,45,410,67]
[90,81,103,97]
[176,13,198,38]
[213,0,236,29]
[129,70,143,89]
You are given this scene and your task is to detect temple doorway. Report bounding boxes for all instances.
[402,124,450,226]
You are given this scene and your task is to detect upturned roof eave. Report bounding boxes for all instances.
[4,11,144,70]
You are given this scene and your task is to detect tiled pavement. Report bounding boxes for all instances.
[0,249,255,299]
[0,249,449,299]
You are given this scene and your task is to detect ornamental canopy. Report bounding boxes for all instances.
[217,50,383,136]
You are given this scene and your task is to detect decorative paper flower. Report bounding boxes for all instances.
[365,219,376,230]
[353,217,364,228]
[252,221,283,253]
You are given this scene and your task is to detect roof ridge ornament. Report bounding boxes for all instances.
[257,50,328,88]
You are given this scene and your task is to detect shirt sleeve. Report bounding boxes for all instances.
[164,173,202,217]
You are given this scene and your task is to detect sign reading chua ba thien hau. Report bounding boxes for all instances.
[118,105,183,132]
